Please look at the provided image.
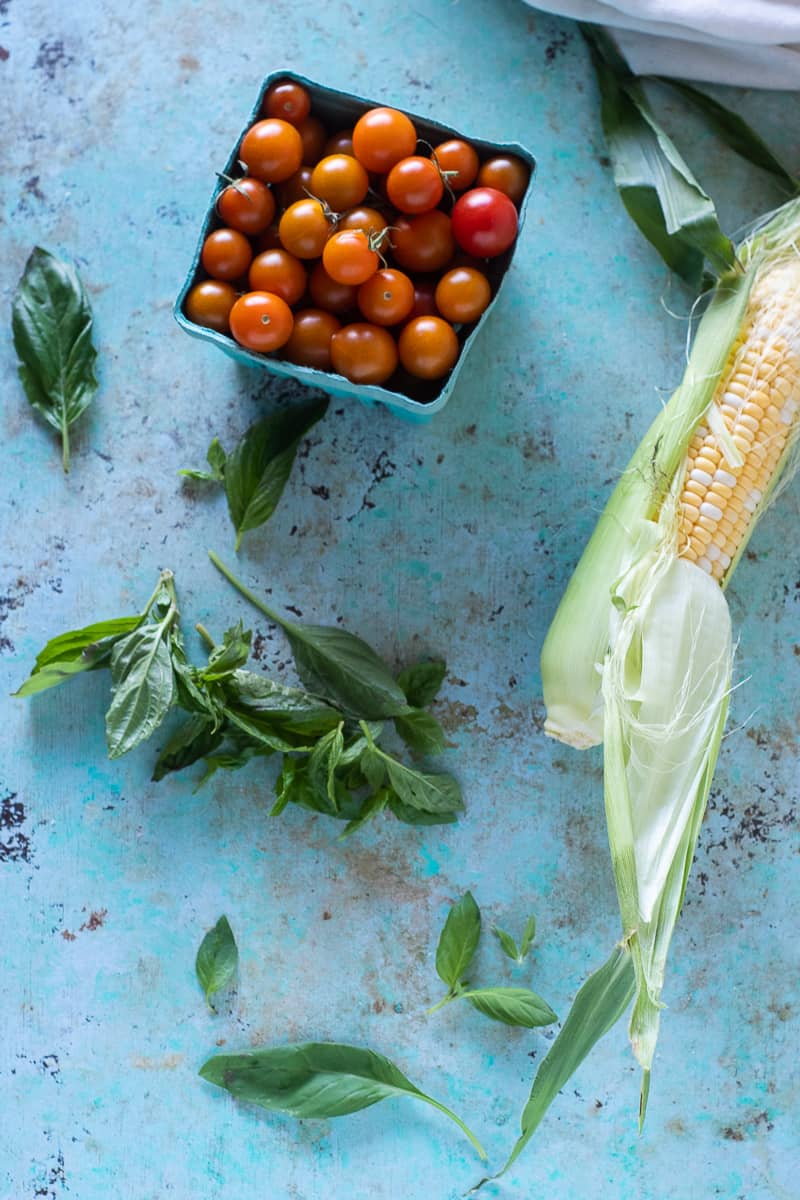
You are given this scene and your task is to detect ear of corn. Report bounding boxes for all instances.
[540,196,800,1093]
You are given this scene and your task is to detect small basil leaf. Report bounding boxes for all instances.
[492,927,520,963]
[223,704,317,753]
[14,615,142,697]
[199,1041,486,1159]
[106,623,176,758]
[226,671,342,736]
[151,715,223,781]
[180,437,227,482]
[284,623,408,720]
[436,891,481,991]
[519,914,537,960]
[200,622,251,682]
[12,247,98,471]
[339,788,390,839]
[308,724,344,808]
[224,399,328,549]
[387,795,458,827]
[384,757,463,815]
[196,915,238,1006]
[396,659,447,707]
[360,744,385,792]
[393,708,446,757]
[464,987,556,1029]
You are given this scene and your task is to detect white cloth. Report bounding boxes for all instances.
[527,1,800,87]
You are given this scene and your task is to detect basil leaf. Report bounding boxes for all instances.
[436,891,480,991]
[492,927,520,963]
[180,437,226,483]
[388,795,458,827]
[223,704,317,753]
[464,987,556,1029]
[339,788,390,839]
[360,744,385,792]
[396,659,446,708]
[654,78,797,194]
[200,622,251,682]
[14,615,142,697]
[280,623,406,720]
[394,708,445,757]
[474,947,636,1191]
[583,26,735,288]
[151,715,223,781]
[308,724,344,808]
[199,1041,486,1159]
[519,914,537,960]
[384,757,463,815]
[196,915,238,1007]
[198,741,271,788]
[12,246,98,471]
[106,623,176,758]
[227,671,342,735]
[224,399,328,550]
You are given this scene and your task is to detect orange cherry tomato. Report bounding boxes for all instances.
[308,261,358,315]
[184,280,237,333]
[279,198,333,259]
[322,229,379,286]
[297,115,327,166]
[330,322,398,385]
[310,154,370,211]
[398,316,459,379]
[434,267,491,323]
[276,165,314,210]
[357,268,414,326]
[386,156,443,214]
[217,178,276,235]
[229,291,294,353]
[340,206,391,251]
[390,210,455,273]
[262,79,311,126]
[201,228,253,281]
[352,107,417,173]
[324,129,355,158]
[433,139,479,192]
[283,308,342,370]
[240,119,303,183]
[248,249,307,305]
[476,154,530,205]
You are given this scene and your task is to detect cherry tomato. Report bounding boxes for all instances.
[435,267,491,323]
[201,228,253,281]
[276,165,314,210]
[357,268,414,326]
[386,156,443,214]
[352,107,417,173]
[184,280,237,333]
[229,291,294,353]
[408,278,439,320]
[323,229,379,286]
[308,261,358,315]
[240,119,304,184]
[398,316,459,379]
[248,249,307,305]
[451,187,518,258]
[433,139,479,192]
[390,210,455,273]
[262,79,311,126]
[476,154,529,205]
[279,198,332,259]
[297,115,327,166]
[217,178,276,235]
[255,223,283,252]
[310,154,369,211]
[330,322,398,384]
[324,129,355,157]
[283,308,341,370]
[340,206,390,246]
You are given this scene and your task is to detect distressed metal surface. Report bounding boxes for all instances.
[1,2,798,1198]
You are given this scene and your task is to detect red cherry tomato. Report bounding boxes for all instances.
[240,119,304,184]
[324,129,355,158]
[201,228,253,281]
[283,308,342,370]
[451,187,518,258]
[310,154,370,211]
[390,210,455,273]
[275,165,314,210]
[357,269,414,326]
[255,224,283,253]
[398,316,459,379]
[352,107,417,173]
[433,140,479,191]
[217,178,276,235]
[476,155,530,205]
[386,156,444,214]
[229,291,294,353]
[434,267,491,323]
[297,115,327,166]
[330,323,398,385]
[184,280,237,333]
[308,262,358,315]
[322,229,379,286]
[248,249,307,305]
[262,80,311,126]
[408,278,439,320]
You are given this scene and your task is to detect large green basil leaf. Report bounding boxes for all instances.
[435,891,481,991]
[464,987,556,1029]
[284,623,408,720]
[106,623,176,758]
[396,659,447,707]
[14,615,142,697]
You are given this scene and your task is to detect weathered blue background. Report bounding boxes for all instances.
[1,2,799,1198]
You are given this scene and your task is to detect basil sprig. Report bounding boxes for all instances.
[12,247,98,472]
[16,564,461,835]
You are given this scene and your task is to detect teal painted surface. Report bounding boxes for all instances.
[1,2,798,1198]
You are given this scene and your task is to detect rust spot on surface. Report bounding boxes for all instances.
[0,46,9,61]
[60,930,76,942]
[434,699,479,732]
[322,910,332,920]
[179,53,200,71]
[80,908,108,932]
